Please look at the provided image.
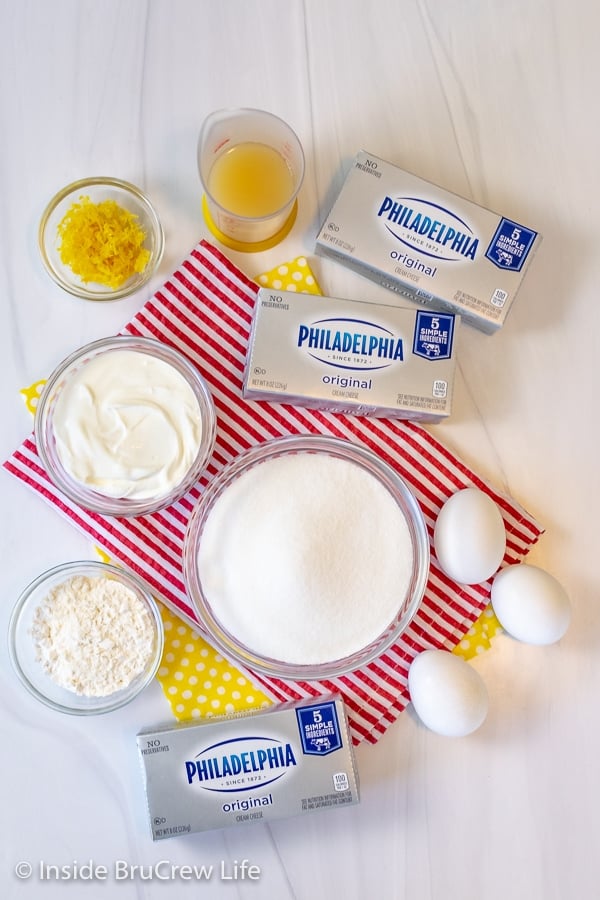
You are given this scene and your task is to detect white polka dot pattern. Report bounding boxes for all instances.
[255,256,321,295]
[156,605,272,719]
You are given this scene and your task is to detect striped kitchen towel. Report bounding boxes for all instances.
[4,240,543,745]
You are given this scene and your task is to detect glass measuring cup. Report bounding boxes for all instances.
[198,108,305,252]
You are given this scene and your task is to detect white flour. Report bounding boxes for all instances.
[31,574,156,696]
[197,453,415,664]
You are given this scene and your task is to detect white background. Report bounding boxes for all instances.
[1,1,598,897]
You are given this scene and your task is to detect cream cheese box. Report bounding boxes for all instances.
[243,288,460,422]
[315,150,541,333]
[137,695,359,839]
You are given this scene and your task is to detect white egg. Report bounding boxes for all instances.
[434,487,506,584]
[491,563,571,645]
[408,649,488,737]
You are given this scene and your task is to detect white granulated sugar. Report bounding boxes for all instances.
[198,453,414,664]
[31,575,156,696]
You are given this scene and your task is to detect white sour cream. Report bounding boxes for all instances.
[53,349,203,500]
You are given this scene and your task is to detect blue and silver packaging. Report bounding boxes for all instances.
[243,288,460,422]
[137,695,359,839]
[316,150,541,333]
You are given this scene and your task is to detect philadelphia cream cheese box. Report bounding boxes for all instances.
[243,288,460,422]
[315,150,541,333]
[137,695,359,839]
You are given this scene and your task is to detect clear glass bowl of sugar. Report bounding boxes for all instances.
[183,434,430,680]
[8,560,164,715]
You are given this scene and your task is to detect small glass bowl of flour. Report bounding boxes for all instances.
[35,335,217,517]
[183,435,430,679]
[8,561,164,714]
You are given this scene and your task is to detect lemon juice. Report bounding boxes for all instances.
[207,142,295,218]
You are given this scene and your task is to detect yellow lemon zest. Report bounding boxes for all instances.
[57,195,150,289]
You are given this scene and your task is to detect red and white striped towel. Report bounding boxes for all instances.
[4,241,543,744]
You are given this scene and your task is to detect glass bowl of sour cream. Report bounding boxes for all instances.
[8,560,164,715]
[183,435,430,680]
[35,335,217,516]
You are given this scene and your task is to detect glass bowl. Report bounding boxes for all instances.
[35,335,217,517]
[183,434,430,680]
[8,561,165,715]
[38,177,164,300]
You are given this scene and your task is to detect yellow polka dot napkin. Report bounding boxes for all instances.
[18,251,503,724]
[254,255,322,294]
[20,380,46,416]
[157,606,272,718]
[452,605,503,660]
